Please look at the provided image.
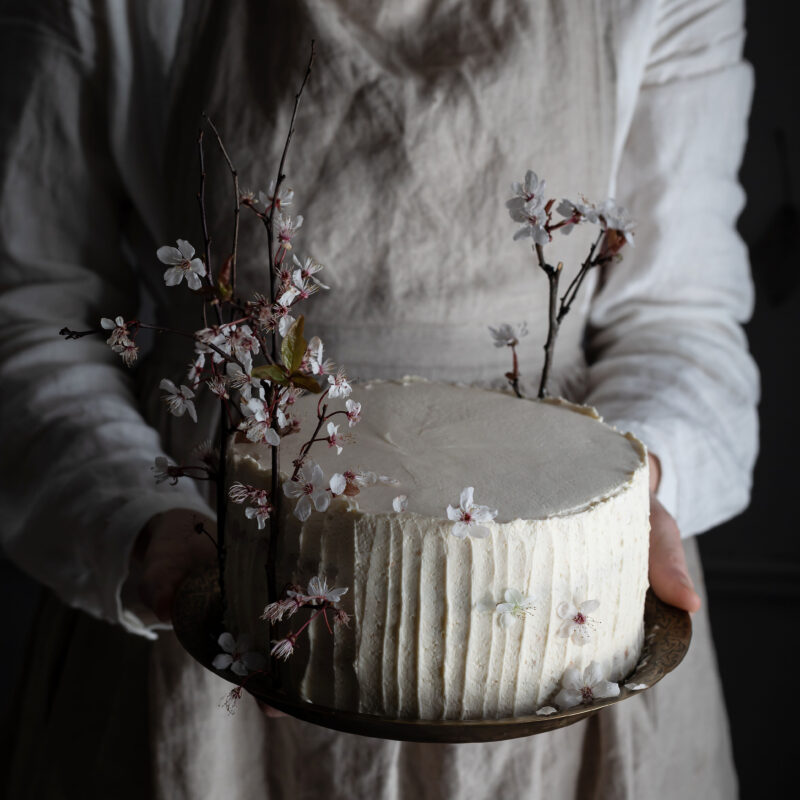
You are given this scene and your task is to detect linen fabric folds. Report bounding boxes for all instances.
[0,0,753,797]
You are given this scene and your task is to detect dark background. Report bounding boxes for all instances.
[1,3,797,797]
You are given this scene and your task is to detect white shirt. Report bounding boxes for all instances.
[0,0,758,642]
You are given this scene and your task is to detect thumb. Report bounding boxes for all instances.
[648,493,702,613]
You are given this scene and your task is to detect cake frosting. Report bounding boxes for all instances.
[224,378,650,719]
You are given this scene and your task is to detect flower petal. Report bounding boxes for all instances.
[217,632,236,653]
[176,239,196,259]
[580,599,600,614]
[459,486,474,510]
[556,601,576,620]
[593,680,621,700]
[293,495,312,521]
[212,653,233,670]
[157,245,183,265]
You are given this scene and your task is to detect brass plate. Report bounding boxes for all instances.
[173,569,691,743]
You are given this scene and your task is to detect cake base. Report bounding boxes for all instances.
[174,568,691,743]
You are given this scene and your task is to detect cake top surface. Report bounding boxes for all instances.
[235,377,646,522]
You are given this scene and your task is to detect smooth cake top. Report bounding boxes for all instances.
[233,377,646,522]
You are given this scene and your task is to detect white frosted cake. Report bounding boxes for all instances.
[224,378,650,719]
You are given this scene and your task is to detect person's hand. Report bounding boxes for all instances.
[647,454,701,613]
[135,508,218,623]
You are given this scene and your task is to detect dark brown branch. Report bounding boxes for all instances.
[197,129,224,328]
[557,229,604,324]
[263,41,316,608]
[202,114,241,306]
[537,261,562,398]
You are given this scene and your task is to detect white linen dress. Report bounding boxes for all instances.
[0,0,757,797]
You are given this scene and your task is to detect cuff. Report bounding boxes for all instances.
[104,488,215,640]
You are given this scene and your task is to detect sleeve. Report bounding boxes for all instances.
[584,0,759,536]
[0,8,214,639]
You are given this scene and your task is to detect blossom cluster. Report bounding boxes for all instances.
[506,169,634,250]
[491,168,637,399]
[262,575,350,661]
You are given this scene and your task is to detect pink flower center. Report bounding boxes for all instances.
[303,484,314,495]
[462,512,472,523]
[580,686,594,704]
[573,612,586,625]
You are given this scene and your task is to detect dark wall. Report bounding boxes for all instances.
[697,1,800,796]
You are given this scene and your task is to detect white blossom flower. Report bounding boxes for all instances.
[446,487,497,539]
[327,368,352,398]
[624,683,648,691]
[261,593,304,623]
[326,422,345,454]
[228,481,269,506]
[245,503,273,530]
[226,362,263,401]
[212,632,267,676]
[225,324,261,363]
[275,211,304,250]
[206,375,229,399]
[112,339,139,367]
[157,239,207,290]
[290,270,320,302]
[345,399,362,427]
[277,285,300,308]
[258,179,294,213]
[495,588,536,628]
[554,661,620,709]
[100,316,129,346]
[159,378,197,422]
[556,196,601,235]
[292,254,330,290]
[306,336,334,376]
[282,460,331,521]
[151,456,176,485]
[536,706,558,716]
[238,397,280,445]
[507,170,550,245]
[598,199,635,245]
[270,635,296,661]
[304,575,348,605]
[187,352,206,388]
[392,495,408,512]
[488,322,528,348]
[557,598,600,646]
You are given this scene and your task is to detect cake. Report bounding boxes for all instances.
[224,377,650,720]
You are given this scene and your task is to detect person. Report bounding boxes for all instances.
[0,0,757,797]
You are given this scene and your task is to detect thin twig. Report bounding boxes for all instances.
[197,129,224,327]
[202,114,241,306]
[264,41,317,607]
[537,261,562,398]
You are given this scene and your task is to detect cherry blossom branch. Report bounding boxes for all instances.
[262,42,317,606]
[290,403,328,481]
[264,40,316,360]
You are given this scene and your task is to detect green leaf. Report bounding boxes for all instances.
[252,364,289,385]
[281,315,308,373]
[216,278,233,301]
[290,373,323,394]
